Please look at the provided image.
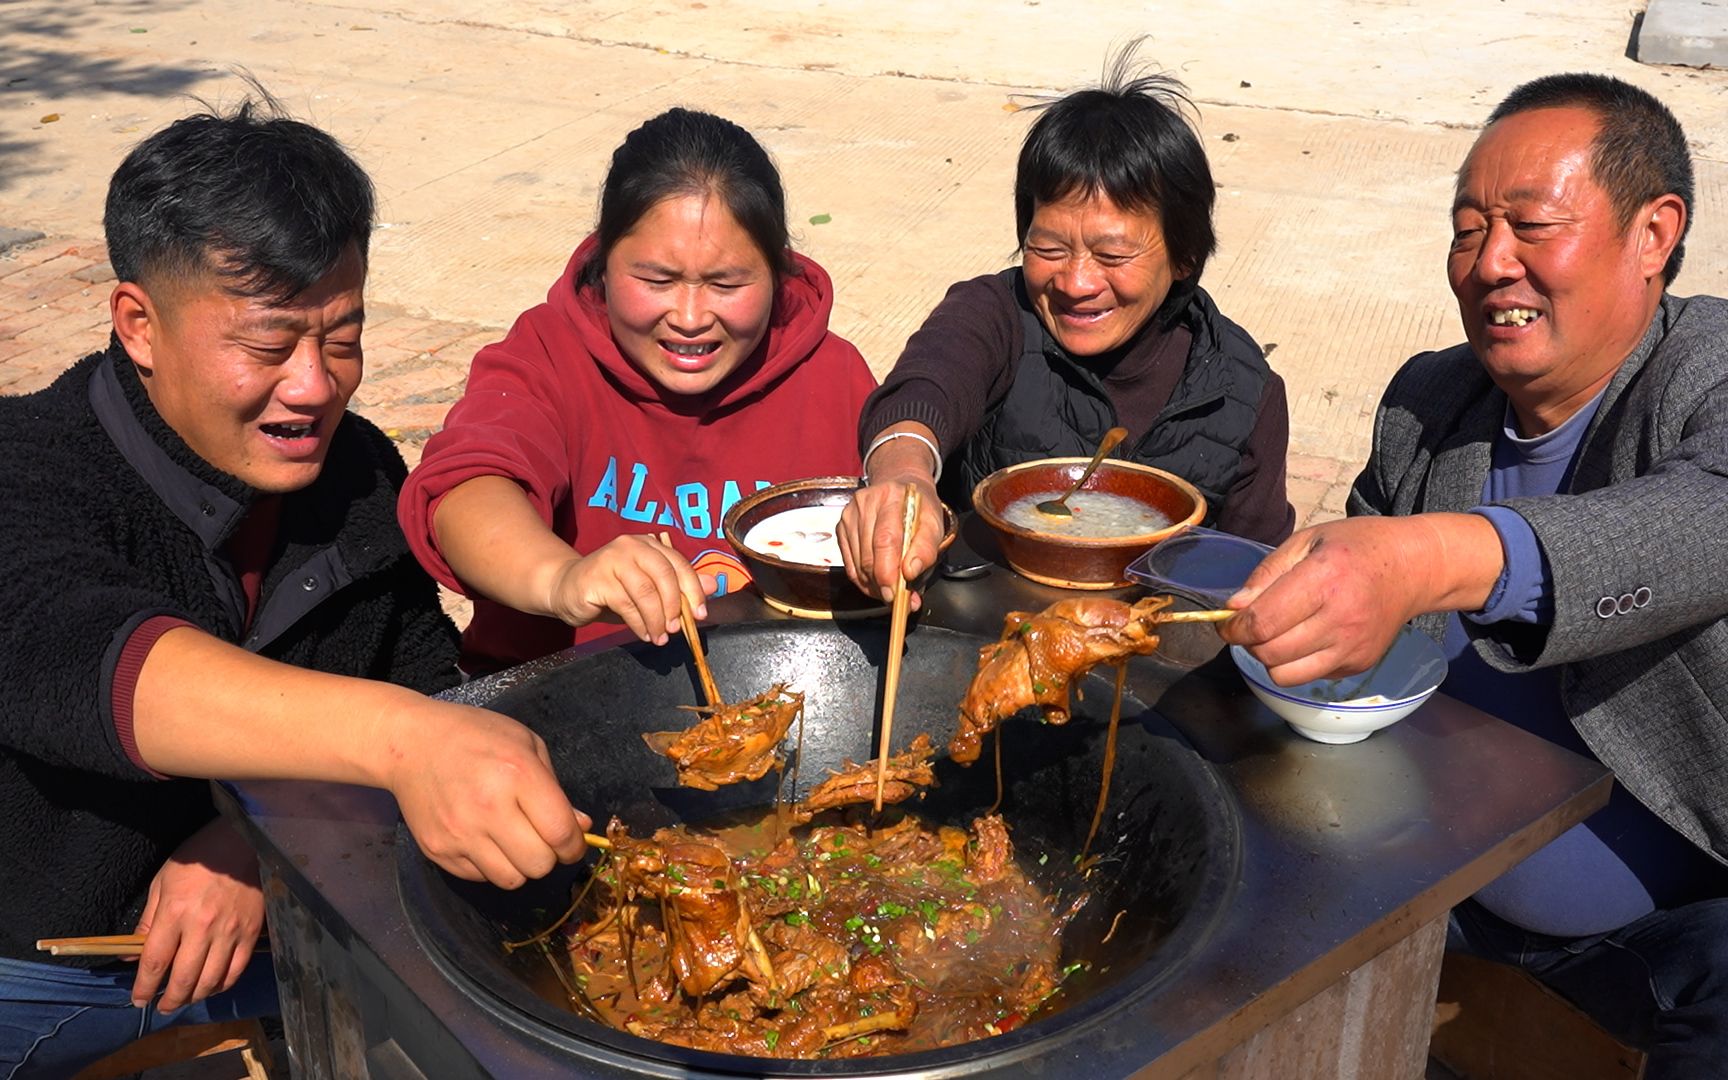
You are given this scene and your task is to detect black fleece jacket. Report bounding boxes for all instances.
[0,341,461,961]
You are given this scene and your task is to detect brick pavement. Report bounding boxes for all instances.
[0,234,1355,531]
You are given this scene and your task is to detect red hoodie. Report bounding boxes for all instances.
[399,235,876,673]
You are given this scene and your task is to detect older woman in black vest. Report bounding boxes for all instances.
[838,47,1294,605]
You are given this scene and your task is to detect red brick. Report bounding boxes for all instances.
[352,400,453,435]
[50,330,110,363]
[0,240,89,275]
[72,262,115,284]
[365,364,467,401]
[0,280,39,314]
[359,343,421,379]
[2,341,70,374]
[427,329,500,369]
[53,240,108,263]
[0,336,42,364]
[393,320,476,355]
[0,303,63,340]
[48,285,107,314]
[362,316,435,348]
[16,307,109,348]
[11,276,90,308]
[0,254,101,291]
[0,366,64,395]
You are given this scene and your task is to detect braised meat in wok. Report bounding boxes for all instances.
[790,734,937,824]
[545,811,1083,1058]
[952,596,1173,764]
[642,684,804,791]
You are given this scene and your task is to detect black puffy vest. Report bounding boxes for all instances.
[943,269,1271,524]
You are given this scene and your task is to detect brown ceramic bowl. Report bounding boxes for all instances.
[972,459,1207,589]
[722,476,957,619]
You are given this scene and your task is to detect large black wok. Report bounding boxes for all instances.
[402,620,1239,1076]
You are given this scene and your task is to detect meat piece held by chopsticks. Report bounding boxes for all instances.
[643,685,804,791]
[951,596,1172,763]
[790,734,936,823]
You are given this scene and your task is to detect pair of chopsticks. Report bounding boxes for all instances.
[1157,608,1238,623]
[874,488,923,812]
[658,532,723,709]
[40,827,620,956]
[36,935,271,958]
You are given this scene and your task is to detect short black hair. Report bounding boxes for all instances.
[1014,39,1217,323]
[1487,72,1693,284]
[104,89,375,305]
[577,107,796,291]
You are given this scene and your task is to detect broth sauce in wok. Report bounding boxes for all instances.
[526,806,1088,1059]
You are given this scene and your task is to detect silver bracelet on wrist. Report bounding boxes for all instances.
[862,430,942,485]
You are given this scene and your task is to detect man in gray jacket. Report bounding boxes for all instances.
[1224,73,1728,1075]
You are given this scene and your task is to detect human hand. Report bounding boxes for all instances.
[1219,514,1500,685]
[545,534,711,645]
[838,474,943,611]
[387,699,592,889]
[131,818,264,1010]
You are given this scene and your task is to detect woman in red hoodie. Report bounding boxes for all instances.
[400,109,877,673]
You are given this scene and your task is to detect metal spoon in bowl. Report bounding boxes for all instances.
[1036,426,1129,518]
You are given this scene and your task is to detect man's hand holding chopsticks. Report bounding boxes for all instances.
[130,819,264,1010]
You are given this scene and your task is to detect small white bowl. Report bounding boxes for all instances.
[1230,625,1448,744]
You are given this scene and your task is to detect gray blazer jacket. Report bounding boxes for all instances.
[1349,293,1728,864]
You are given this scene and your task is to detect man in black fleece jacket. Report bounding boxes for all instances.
[0,96,592,1077]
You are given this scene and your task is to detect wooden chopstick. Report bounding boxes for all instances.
[39,828,618,955]
[679,595,722,709]
[874,486,921,812]
[35,935,274,958]
[658,532,723,708]
[37,934,147,957]
[1152,608,1238,623]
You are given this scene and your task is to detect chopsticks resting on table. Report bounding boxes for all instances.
[659,531,723,708]
[874,486,922,813]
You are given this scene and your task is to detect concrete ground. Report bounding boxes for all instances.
[5,0,1727,1075]
[9,0,1728,503]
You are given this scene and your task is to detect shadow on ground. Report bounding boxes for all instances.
[1,0,207,195]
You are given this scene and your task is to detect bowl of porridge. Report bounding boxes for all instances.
[971,459,1206,589]
[722,476,956,618]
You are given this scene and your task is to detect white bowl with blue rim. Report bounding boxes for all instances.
[1229,624,1448,744]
